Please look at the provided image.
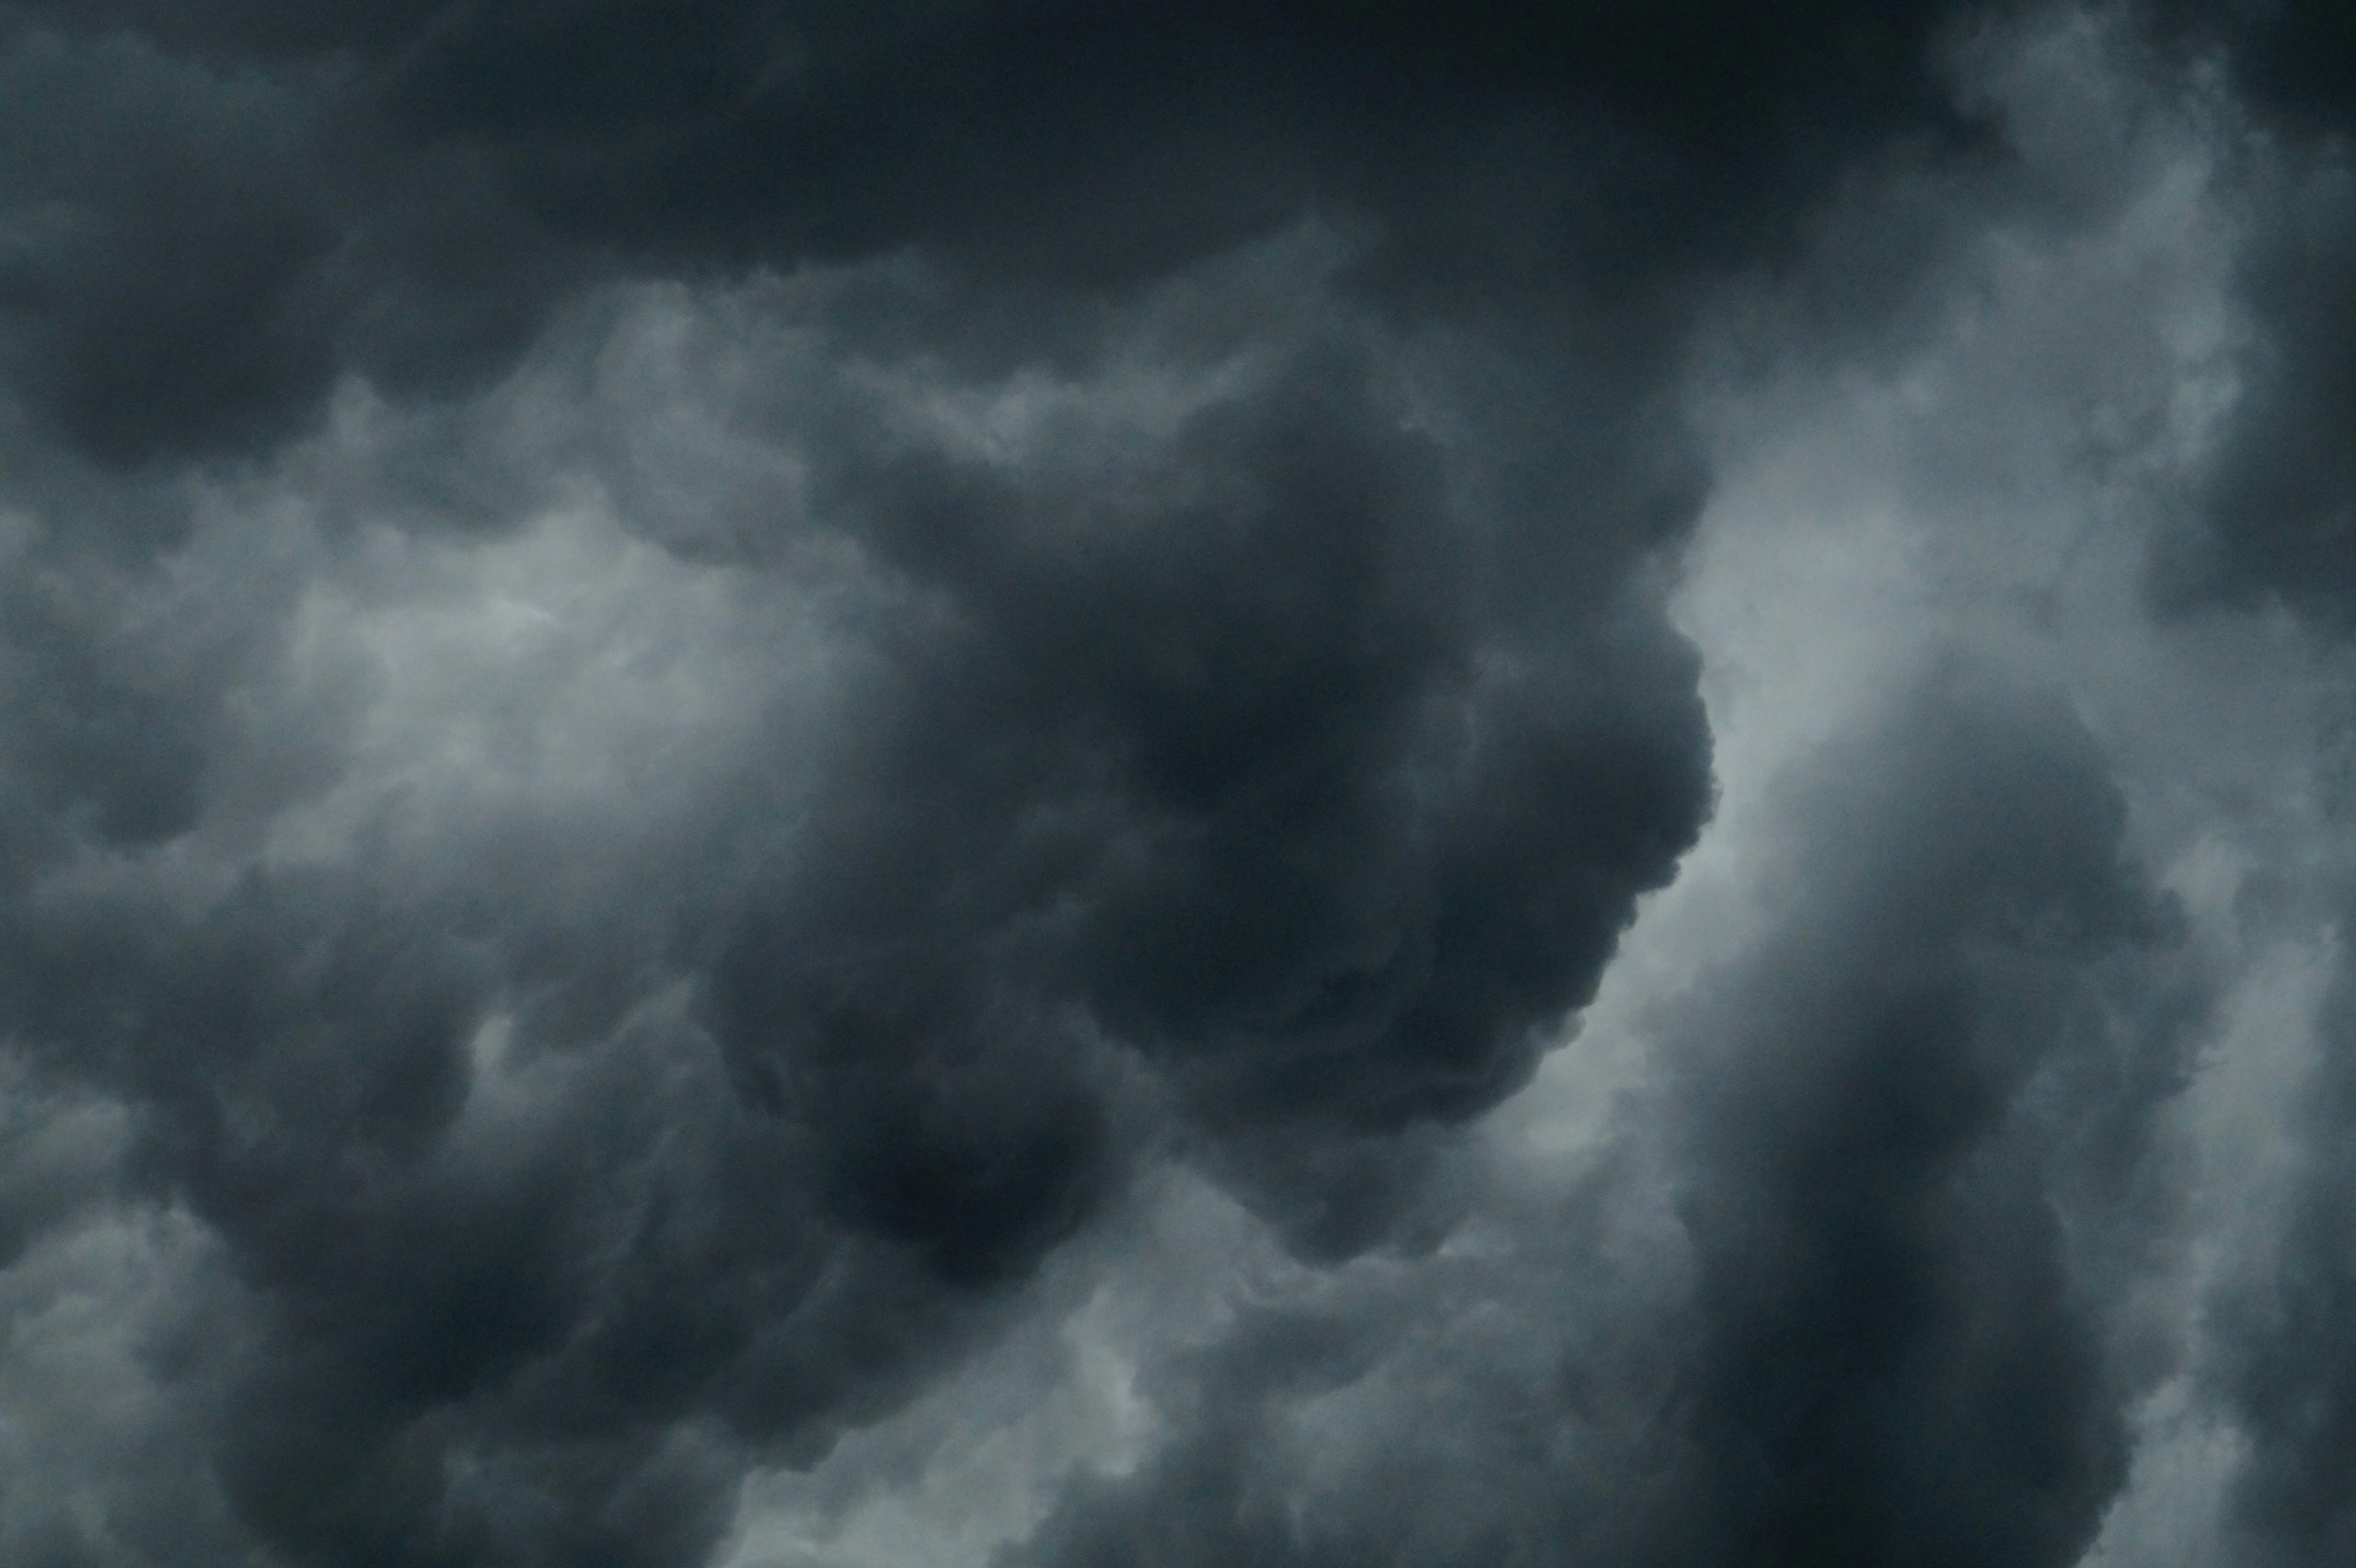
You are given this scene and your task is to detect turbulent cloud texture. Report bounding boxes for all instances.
[0,5,2350,1568]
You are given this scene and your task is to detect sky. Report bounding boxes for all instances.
[2,4,2355,1566]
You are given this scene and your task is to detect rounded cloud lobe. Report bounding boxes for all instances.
[997,675,2204,1568]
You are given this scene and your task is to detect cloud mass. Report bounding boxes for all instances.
[0,5,2349,1567]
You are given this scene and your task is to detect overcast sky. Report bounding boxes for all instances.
[3,5,2355,1566]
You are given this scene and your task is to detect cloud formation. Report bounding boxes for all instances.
[0,5,2349,1568]
[994,674,2202,1568]
[0,0,1984,472]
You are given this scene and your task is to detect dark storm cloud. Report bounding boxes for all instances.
[1648,675,2202,1568]
[2137,0,2356,622]
[2202,694,2356,1561]
[0,762,1056,1566]
[699,296,1713,1258]
[996,672,2203,1568]
[0,19,553,473]
[2212,951,2356,1567]
[0,25,341,464]
[0,236,1714,1564]
[0,0,1992,476]
[2152,160,2356,623]
[0,6,2108,1568]
[2124,9,2356,1562]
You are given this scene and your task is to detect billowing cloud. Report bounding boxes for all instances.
[0,0,1982,474]
[2141,1,2356,620]
[0,6,2348,1568]
[994,673,2204,1568]
[2115,10,2356,1564]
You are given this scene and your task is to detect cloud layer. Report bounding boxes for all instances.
[1,6,2352,1568]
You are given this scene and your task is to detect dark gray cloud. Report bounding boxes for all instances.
[2201,690,2356,1567]
[2141,1,2356,621]
[2119,11,2356,1562]
[697,296,1712,1248]
[0,6,2303,1568]
[2152,158,2356,622]
[0,0,1989,478]
[0,17,557,475]
[996,673,2203,1568]
[0,206,1714,1568]
[2212,949,2356,1567]
[1648,674,2203,1568]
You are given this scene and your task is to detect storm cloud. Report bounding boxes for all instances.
[0,5,2348,1568]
